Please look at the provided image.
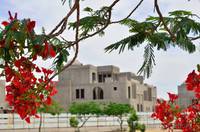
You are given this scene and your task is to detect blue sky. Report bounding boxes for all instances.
[0,0,200,99]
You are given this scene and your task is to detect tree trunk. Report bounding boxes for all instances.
[77,116,91,131]
[38,112,42,132]
[119,116,123,132]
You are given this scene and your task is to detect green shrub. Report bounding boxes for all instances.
[69,117,79,128]
[136,123,146,132]
[127,110,138,132]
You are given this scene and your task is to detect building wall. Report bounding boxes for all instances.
[178,83,195,109]
[54,61,157,112]
[53,80,72,110]
[0,80,6,109]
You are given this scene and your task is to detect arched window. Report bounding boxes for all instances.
[93,87,104,100]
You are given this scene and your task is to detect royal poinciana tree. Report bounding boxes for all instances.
[152,66,200,132]
[0,0,199,129]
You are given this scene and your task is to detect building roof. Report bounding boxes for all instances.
[72,60,82,65]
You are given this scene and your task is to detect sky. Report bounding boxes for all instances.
[0,0,200,99]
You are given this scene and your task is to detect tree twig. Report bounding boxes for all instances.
[48,0,79,38]
[154,0,176,42]
[111,0,144,24]
[190,36,200,41]
[64,0,121,49]
[48,0,80,82]
[78,116,91,128]
[48,0,120,82]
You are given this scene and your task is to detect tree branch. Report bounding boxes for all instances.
[46,0,121,83]
[63,0,121,49]
[111,0,144,24]
[78,116,91,128]
[48,0,79,38]
[154,0,176,42]
[48,0,80,82]
[190,36,200,41]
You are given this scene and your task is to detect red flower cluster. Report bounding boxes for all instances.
[1,11,17,27]
[175,104,200,132]
[151,96,179,131]
[5,58,57,123]
[168,92,178,103]
[152,68,200,132]
[0,12,58,123]
[185,70,200,98]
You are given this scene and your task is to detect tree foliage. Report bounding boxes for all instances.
[104,103,132,131]
[0,0,200,125]
[38,101,64,115]
[69,116,79,130]
[104,103,131,116]
[105,10,200,77]
[68,101,103,130]
[68,102,134,131]
[69,101,103,115]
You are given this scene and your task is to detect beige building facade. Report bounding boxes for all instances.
[54,61,157,112]
[0,80,6,110]
[178,83,195,109]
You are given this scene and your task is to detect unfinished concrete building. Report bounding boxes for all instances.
[54,60,157,112]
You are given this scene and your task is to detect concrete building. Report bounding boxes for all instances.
[178,83,195,109]
[54,60,157,112]
[0,80,6,110]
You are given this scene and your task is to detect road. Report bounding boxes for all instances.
[0,126,181,132]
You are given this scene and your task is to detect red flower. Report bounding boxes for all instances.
[27,20,36,32]
[41,42,56,59]
[35,67,41,72]
[25,117,30,124]
[1,21,9,26]
[49,45,56,57]
[185,70,199,91]
[42,42,49,58]
[168,92,178,103]
[44,96,52,105]
[5,94,14,105]
[35,115,40,118]
[1,14,60,124]
[152,68,200,132]
[50,87,58,96]
[14,60,21,68]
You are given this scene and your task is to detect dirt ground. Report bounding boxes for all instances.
[0,126,182,132]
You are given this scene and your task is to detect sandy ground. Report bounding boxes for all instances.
[0,127,182,132]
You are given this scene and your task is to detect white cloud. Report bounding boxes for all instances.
[1,0,200,99]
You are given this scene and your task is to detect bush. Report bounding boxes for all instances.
[69,117,79,128]
[127,110,138,132]
[137,124,146,132]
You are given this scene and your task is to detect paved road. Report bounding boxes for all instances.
[0,127,181,132]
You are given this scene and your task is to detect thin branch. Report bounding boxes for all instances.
[111,0,144,24]
[48,0,79,38]
[64,0,121,48]
[154,0,176,42]
[48,0,121,48]
[61,0,67,5]
[78,116,91,128]
[47,0,120,81]
[110,0,120,8]
[0,72,5,77]
[48,0,80,82]
[190,36,200,41]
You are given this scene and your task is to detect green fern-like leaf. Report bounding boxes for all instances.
[147,33,171,51]
[137,43,155,78]
[105,33,146,53]
[53,49,70,72]
[169,10,193,17]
